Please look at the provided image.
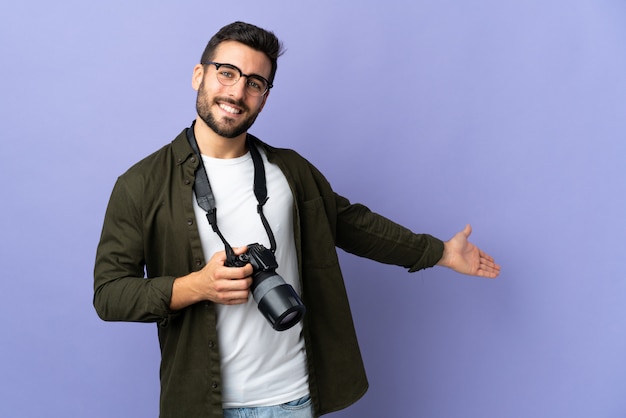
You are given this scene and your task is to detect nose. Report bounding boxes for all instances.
[226,77,248,99]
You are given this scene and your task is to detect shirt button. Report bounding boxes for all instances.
[212,381,219,389]
[208,340,215,348]
[190,156,196,164]
[184,179,191,185]
[187,218,194,226]
[195,259,202,267]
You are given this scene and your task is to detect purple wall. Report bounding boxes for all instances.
[1,1,625,417]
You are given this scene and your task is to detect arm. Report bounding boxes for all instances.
[334,193,445,271]
[94,178,254,321]
[93,177,175,323]
[333,194,499,277]
[436,224,501,278]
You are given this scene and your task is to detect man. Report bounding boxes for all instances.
[94,21,500,418]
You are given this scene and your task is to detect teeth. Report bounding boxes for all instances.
[220,104,241,114]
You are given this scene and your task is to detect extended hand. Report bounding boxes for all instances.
[436,225,501,278]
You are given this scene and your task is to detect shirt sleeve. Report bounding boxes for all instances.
[333,192,444,272]
[93,176,175,323]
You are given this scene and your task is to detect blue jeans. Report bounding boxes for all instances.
[223,395,313,418]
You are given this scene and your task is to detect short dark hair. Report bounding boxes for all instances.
[200,21,285,85]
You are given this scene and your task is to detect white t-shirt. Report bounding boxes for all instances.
[192,146,309,408]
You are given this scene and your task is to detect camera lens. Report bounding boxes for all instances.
[252,271,305,331]
[280,311,299,325]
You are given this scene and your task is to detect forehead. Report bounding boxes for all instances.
[213,41,272,78]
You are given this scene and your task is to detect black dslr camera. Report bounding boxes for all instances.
[226,243,306,331]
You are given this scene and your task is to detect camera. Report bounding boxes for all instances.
[226,243,306,331]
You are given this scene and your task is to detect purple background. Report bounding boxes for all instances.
[1,1,625,417]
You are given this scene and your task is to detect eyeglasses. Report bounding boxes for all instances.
[203,61,272,96]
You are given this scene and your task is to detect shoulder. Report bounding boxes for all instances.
[248,134,335,200]
[109,129,193,208]
[119,129,192,182]
[248,134,318,173]
[250,135,303,161]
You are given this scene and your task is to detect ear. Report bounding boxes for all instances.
[192,64,204,91]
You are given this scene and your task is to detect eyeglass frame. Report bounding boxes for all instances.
[202,61,273,96]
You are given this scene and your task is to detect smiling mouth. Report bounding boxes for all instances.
[219,103,242,115]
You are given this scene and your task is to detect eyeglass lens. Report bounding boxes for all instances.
[213,63,269,96]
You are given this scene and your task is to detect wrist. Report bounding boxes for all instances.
[436,241,452,268]
[170,272,202,310]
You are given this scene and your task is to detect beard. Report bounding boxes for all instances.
[195,80,261,139]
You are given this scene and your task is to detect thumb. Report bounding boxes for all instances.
[462,224,472,238]
[233,245,249,256]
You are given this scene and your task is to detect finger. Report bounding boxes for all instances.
[479,249,495,262]
[233,245,249,255]
[220,264,254,281]
[477,270,498,279]
[478,254,499,269]
[213,275,252,297]
[217,290,250,305]
[211,246,249,263]
[210,249,229,264]
[232,264,254,278]
[478,262,501,278]
[223,296,250,305]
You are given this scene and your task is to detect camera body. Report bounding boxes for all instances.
[226,243,306,331]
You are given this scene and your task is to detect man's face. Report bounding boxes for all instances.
[194,41,272,139]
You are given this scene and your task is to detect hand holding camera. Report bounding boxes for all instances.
[225,243,306,331]
[170,247,253,311]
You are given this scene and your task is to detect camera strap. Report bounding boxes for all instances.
[186,122,277,264]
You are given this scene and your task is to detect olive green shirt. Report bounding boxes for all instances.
[94,128,444,417]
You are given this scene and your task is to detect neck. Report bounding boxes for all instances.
[193,117,248,158]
